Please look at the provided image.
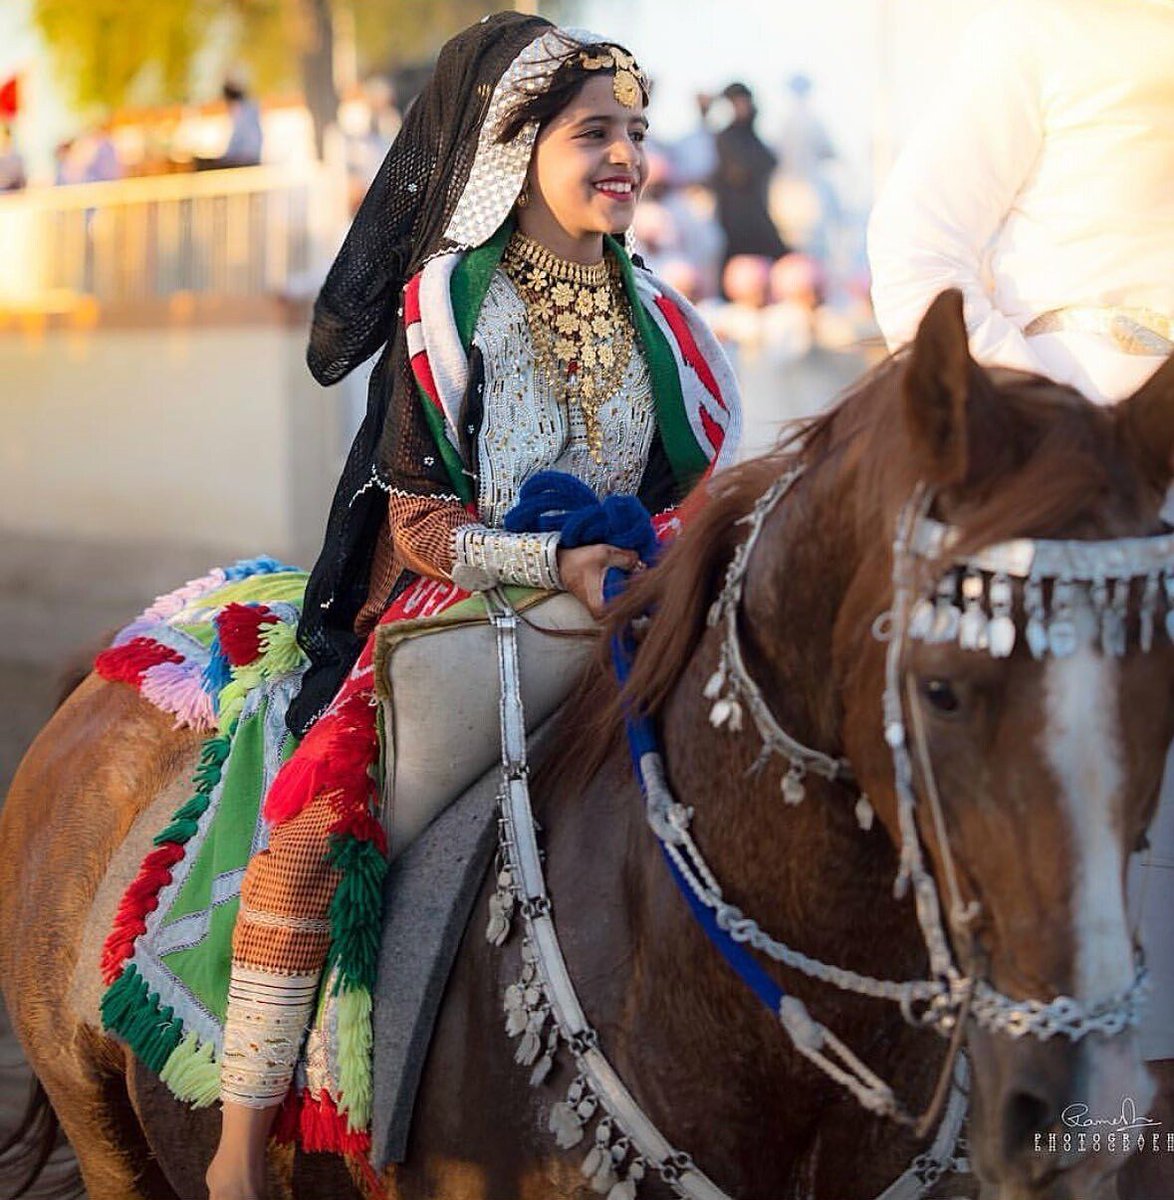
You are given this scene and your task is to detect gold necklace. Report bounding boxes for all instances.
[501,231,635,464]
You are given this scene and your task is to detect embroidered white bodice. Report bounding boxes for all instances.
[472,269,657,529]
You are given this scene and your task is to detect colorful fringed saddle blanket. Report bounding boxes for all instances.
[95,557,499,1171]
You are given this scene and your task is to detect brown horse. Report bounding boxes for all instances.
[3,290,1174,1200]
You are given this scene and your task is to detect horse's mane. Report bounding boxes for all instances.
[536,352,1128,798]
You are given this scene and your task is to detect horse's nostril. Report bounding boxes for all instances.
[1002,1087,1054,1167]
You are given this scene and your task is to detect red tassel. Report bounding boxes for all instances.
[263,691,378,827]
[271,1090,303,1144]
[299,1090,373,1156]
[95,638,183,686]
[99,842,187,983]
[216,603,278,667]
[271,1090,384,1196]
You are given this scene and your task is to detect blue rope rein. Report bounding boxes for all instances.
[504,471,787,1017]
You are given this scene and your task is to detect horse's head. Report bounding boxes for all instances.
[839,292,1174,1198]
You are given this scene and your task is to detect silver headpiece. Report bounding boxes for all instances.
[444,27,641,252]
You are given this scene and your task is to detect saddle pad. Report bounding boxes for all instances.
[376,591,596,856]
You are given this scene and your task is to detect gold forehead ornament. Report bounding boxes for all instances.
[578,46,648,110]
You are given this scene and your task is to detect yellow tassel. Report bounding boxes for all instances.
[159,1031,221,1107]
[258,621,306,678]
[335,987,373,1132]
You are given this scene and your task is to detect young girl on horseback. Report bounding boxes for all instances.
[195,14,740,1197]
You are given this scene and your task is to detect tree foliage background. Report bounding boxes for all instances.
[32,0,533,115]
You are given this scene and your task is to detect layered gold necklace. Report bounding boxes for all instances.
[501,231,635,464]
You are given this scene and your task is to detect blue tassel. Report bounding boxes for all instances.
[223,555,299,581]
[503,471,659,565]
[201,637,232,700]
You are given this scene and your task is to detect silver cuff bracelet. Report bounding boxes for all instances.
[452,525,562,592]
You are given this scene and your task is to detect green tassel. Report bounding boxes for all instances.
[168,791,213,824]
[100,963,148,1031]
[193,733,232,789]
[153,817,200,845]
[103,967,184,1075]
[325,836,388,993]
[257,621,305,678]
[159,1032,221,1107]
[150,731,229,848]
[218,667,262,733]
[199,732,232,771]
[335,987,373,1132]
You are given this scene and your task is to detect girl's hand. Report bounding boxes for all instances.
[556,544,641,618]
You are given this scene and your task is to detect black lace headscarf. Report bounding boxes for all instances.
[290,14,644,733]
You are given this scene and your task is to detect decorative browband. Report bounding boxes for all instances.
[905,517,1174,659]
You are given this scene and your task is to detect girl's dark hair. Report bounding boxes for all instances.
[496,40,649,144]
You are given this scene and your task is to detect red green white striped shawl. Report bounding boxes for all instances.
[401,226,741,506]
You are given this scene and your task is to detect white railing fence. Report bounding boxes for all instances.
[0,163,347,310]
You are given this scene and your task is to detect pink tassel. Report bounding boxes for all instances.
[141,569,227,622]
[140,660,216,731]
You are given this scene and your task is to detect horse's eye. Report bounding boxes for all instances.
[1136,830,1151,855]
[922,678,960,713]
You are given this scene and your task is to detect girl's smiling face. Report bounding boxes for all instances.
[518,73,649,261]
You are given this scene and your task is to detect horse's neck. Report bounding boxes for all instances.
[603,463,942,1194]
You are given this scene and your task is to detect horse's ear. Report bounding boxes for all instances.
[903,290,972,487]
[1118,353,1174,492]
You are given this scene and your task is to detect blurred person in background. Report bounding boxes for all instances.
[700,253,773,349]
[711,82,786,292]
[53,138,85,186]
[0,123,26,191]
[197,80,264,170]
[774,73,840,265]
[705,252,865,457]
[669,92,717,187]
[83,118,123,183]
[869,3,1174,1192]
[221,81,264,166]
[634,136,725,299]
[342,76,401,211]
[630,146,682,271]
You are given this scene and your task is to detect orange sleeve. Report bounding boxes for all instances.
[389,491,475,580]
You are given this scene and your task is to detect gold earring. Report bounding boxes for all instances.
[516,186,530,209]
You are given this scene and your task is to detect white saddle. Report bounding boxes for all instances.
[375,592,596,857]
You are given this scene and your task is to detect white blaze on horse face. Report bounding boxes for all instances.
[1040,624,1133,1008]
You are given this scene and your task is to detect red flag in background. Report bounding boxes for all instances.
[0,76,20,122]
